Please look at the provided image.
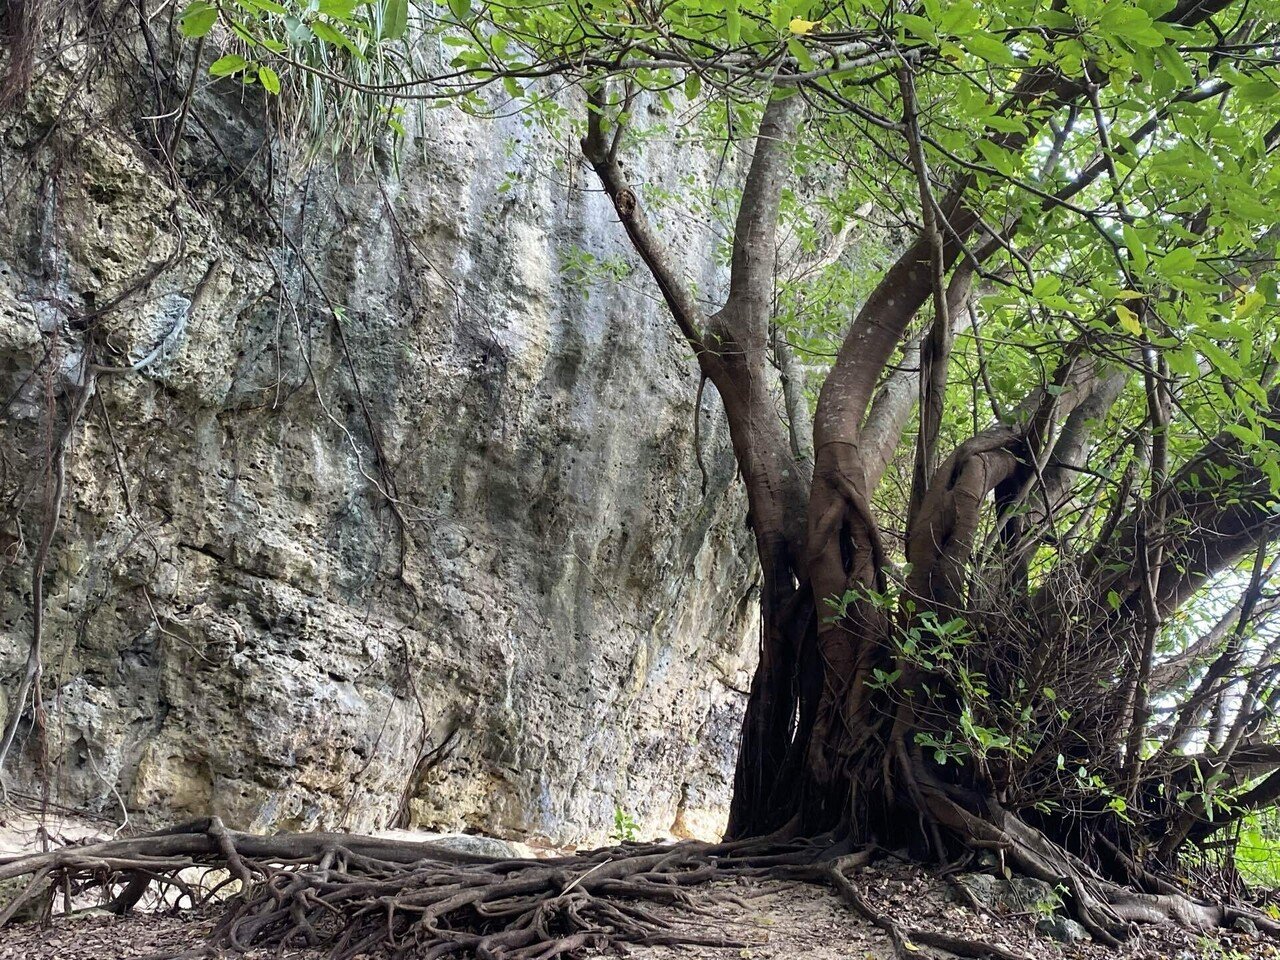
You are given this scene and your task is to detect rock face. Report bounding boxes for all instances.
[0,39,758,844]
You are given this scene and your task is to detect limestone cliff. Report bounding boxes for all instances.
[0,33,757,844]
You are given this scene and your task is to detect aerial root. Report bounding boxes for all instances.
[0,821,824,959]
[203,831,800,960]
[0,817,1273,959]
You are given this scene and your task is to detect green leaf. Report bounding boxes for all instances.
[1154,43,1193,87]
[769,1,791,32]
[310,20,364,57]
[962,32,1017,66]
[1032,275,1062,299]
[383,0,409,39]
[1099,6,1164,48]
[318,0,359,18]
[448,0,471,19]
[1157,247,1197,277]
[1195,336,1244,379]
[179,1,219,38]
[209,54,249,77]
[230,21,256,45]
[237,0,288,13]
[984,115,1027,134]
[1237,80,1278,104]
[940,0,978,34]
[1122,223,1148,272]
[1167,344,1200,377]
[898,14,937,43]
[282,14,311,43]
[726,0,742,46]
[684,71,701,103]
[787,37,815,71]
[976,139,1017,176]
[1225,423,1261,445]
[257,65,281,94]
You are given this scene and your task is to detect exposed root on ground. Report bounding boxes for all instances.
[820,852,1027,960]
[0,818,1273,959]
[923,789,1280,946]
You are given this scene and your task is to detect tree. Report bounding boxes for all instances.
[419,0,1280,927]
[6,0,1280,955]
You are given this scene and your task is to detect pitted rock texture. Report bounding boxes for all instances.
[0,46,757,844]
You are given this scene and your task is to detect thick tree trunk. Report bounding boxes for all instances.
[575,8,1280,918]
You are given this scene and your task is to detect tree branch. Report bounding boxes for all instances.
[581,84,709,354]
[899,65,953,530]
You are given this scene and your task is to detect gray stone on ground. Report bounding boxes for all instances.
[425,833,521,858]
[1232,915,1259,936]
[956,872,1090,944]
[1035,915,1090,943]
[954,872,1055,912]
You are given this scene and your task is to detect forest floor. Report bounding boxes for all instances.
[0,859,1274,960]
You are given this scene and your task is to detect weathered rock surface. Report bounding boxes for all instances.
[954,873,1058,913]
[0,34,758,844]
[1035,915,1091,943]
[955,872,1091,943]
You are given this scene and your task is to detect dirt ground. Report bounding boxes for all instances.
[0,861,1273,960]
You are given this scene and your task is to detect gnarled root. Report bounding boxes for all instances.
[921,788,1280,944]
[0,816,1271,959]
[0,821,833,959]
